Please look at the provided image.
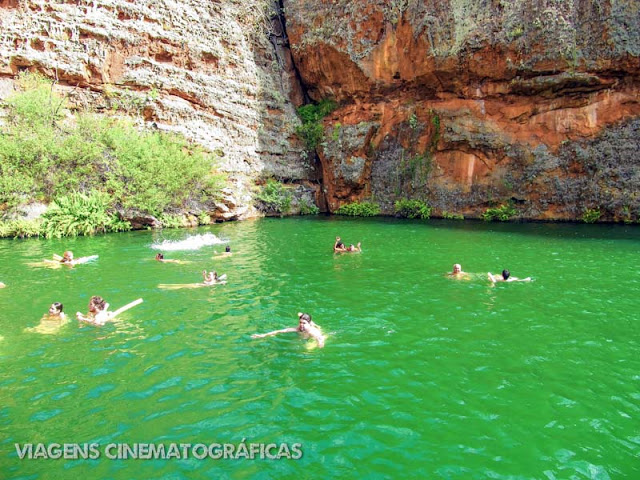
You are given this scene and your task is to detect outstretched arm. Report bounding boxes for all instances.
[488,272,497,283]
[251,327,298,339]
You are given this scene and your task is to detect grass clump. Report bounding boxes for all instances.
[482,203,517,222]
[0,219,43,239]
[581,208,601,223]
[298,199,320,215]
[295,99,337,151]
[335,201,380,217]
[442,211,464,220]
[394,199,431,219]
[256,179,292,214]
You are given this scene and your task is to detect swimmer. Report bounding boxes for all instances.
[488,269,531,284]
[25,302,69,334]
[48,302,66,319]
[213,245,233,257]
[346,242,361,252]
[155,253,184,264]
[448,263,470,279]
[334,236,346,253]
[61,251,74,263]
[159,271,226,289]
[51,251,98,266]
[203,269,220,285]
[252,312,326,348]
[76,295,110,325]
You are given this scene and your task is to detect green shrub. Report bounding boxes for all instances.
[581,208,601,223]
[41,191,129,238]
[0,72,226,220]
[198,212,211,225]
[157,213,185,229]
[0,219,43,238]
[299,199,320,215]
[256,180,292,214]
[394,199,431,219]
[482,203,517,221]
[442,211,464,220]
[335,201,380,217]
[295,99,337,151]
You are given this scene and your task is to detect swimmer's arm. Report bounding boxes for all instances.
[76,312,98,324]
[251,327,298,338]
[488,272,497,283]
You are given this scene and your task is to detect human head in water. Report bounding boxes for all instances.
[155,253,164,260]
[502,269,510,280]
[49,302,63,316]
[297,312,312,329]
[89,296,106,313]
[225,245,231,253]
[62,251,74,262]
[452,264,462,274]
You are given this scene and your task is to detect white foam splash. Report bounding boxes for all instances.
[151,233,227,251]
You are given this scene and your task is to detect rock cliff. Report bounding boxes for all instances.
[0,0,317,221]
[284,0,640,221]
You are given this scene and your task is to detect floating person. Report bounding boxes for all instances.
[155,253,188,264]
[26,302,69,334]
[252,312,326,348]
[346,243,361,252]
[77,296,143,326]
[488,269,531,284]
[158,271,227,290]
[448,263,470,279]
[334,236,346,253]
[49,251,99,267]
[213,245,232,257]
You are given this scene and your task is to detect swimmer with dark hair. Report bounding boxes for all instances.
[48,302,65,318]
[488,269,531,283]
[155,253,185,264]
[252,312,325,348]
[334,237,361,253]
[213,245,232,257]
[25,302,69,334]
[76,296,110,325]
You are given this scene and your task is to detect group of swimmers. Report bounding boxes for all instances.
[3,238,532,348]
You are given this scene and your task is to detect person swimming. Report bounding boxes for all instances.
[346,243,361,252]
[48,302,66,318]
[334,236,346,252]
[76,295,110,325]
[155,253,183,264]
[488,269,531,283]
[251,312,326,348]
[25,302,69,334]
[448,263,470,279]
[61,251,74,263]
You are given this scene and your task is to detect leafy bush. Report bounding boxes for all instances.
[0,219,43,239]
[295,99,337,151]
[442,211,464,220]
[157,213,185,229]
[0,72,226,221]
[298,199,320,215]
[482,203,518,221]
[256,180,292,214]
[41,191,129,238]
[582,208,601,223]
[394,199,431,219]
[335,201,380,217]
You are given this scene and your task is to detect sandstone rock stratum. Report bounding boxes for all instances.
[1,0,639,223]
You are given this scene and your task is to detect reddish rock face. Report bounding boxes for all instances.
[284,0,640,221]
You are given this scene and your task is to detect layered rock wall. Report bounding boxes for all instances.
[0,0,316,220]
[284,0,640,221]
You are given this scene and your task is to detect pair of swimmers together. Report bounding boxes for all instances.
[449,264,531,283]
[38,297,109,325]
[333,237,361,253]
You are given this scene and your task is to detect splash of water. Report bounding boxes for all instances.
[151,233,227,251]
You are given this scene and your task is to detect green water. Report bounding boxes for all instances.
[1,217,639,479]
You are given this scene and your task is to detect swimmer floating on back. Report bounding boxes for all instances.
[50,251,98,266]
[488,269,531,284]
[252,312,326,348]
[158,270,227,290]
[155,253,187,264]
